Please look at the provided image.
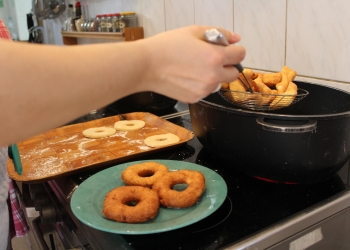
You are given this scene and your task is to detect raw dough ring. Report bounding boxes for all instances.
[82,127,116,139]
[144,133,180,148]
[114,120,146,131]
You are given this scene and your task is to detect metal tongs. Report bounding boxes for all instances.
[204,29,253,93]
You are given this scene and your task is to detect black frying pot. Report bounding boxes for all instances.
[108,92,177,113]
[189,81,350,184]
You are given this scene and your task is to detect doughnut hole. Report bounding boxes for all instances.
[172,183,188,192]
[156,137,168,142]
[123,197,140,207]
[138,169,155,178]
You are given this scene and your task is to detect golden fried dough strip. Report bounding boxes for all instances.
[282,66,297,82]
[228,79,247,102]
[229,79,246,92]
[242,68,254,79]
[275,72,289,94]
[262,72,282,87]
[252,74,275,105]
[270,81,298,108]
[221,82,229,89]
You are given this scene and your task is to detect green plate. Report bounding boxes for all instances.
[70,159,227,234]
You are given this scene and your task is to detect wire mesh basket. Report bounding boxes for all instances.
[218,88,309,111]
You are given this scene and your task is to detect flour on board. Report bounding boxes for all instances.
[26,156,65,179]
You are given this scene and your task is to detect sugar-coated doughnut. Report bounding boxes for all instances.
[82,127,116,139]
[152,170,206,208]
[114,120,146,131]
[144,133,180,148]
[102,186,159,223]
[121,162,169,188]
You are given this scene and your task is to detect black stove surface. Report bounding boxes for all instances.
[114,117,349,250]
[50,102,350,250]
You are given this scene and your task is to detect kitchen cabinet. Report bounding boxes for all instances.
[61,27,144,45]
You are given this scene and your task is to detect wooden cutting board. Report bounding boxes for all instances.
[7,112,194,183]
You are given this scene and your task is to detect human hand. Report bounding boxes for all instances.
[138,25,245,103]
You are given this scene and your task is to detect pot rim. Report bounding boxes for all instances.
[197,81,350,120]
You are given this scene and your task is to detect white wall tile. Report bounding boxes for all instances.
[141,0,165,37]
[86,0,122,17]
[121,0,141,12]
[14,0,31,17]
[165,0,194,30]
[17,15,29,40]
[287,0,350,83]
[25,0,350,88]
[121,0,142,26]
[194,0,233,31]
[234,0,286,72]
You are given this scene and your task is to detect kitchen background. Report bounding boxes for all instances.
[1,0,350,92]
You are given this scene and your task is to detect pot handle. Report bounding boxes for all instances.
[256,117,317,133]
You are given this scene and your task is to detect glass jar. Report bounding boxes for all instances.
[100,14,107,32]
[106,14,113,32]
[95,15,101,32]
[112,13,121,32]
[82,18,90,32]
[89,17,99,32]
[120,12,138,29]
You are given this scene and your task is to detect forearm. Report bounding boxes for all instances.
[0,40,148,145]
[0,25,245,146]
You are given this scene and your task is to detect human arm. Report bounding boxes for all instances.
[0,25,245,146]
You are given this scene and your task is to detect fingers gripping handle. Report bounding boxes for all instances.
[204,28,244,73]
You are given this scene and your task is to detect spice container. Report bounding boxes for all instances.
[112,13,121,32]
[120,12,138,29]
[100,14,107,32]
[82,18,90,31]
[95,15,101,32]
[89,17,99,32]
[106,14,113,32]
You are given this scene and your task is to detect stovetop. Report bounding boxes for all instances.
[48,102,350,250]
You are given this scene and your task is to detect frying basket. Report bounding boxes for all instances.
[218,88,309,111]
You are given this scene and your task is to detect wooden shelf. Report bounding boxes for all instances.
[61,27,144,45]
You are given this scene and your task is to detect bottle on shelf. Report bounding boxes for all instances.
[64,4,75,31]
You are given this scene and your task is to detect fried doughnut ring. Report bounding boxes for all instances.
[102,186,159,223]
[152,170,206,208]
[121,162,169,188]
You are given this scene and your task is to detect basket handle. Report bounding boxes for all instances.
[256,117,317,133]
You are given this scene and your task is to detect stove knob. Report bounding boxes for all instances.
[29,183,44,200]
[40,203,57,224]
[34,192,50,211]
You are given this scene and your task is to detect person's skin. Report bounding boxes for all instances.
[0,25,245,147]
